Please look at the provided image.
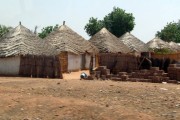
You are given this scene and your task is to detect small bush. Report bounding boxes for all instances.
[150,48,173,54]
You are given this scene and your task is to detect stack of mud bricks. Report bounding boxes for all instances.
[168,64,180,82]
[147,67,171,83]
[88,65,179,84]
[129,69,153,82]
[87,66,110,80]
[111,72,127,81]
[131,67,177,83]
[111,67,177,84]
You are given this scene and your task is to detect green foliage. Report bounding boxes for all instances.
[84,7,135,37]
[84,17,103,36]
[38,24,59,39]
[103,7,135,37]
[0,25,11,38]
[156,20,180,43]
[150,48,173,54]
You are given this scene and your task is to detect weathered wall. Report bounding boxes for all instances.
[85,54,91,69]
[0,56,20,75]
[19,55,62,79]
[68,53,82,71]
[151,52,180,62]
[59,52,68,73]
[98,53,138,73]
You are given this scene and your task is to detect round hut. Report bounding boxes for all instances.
[89,28,131,53]
[0,22,57,76]
[169,41,180,52]
[89,28,140,73]
[146,37,173,52]
[119,32,148,53]
[45,22,98,73]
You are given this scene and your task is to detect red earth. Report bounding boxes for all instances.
[0,71,180,120]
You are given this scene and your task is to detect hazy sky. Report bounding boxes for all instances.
[0,0,180,43]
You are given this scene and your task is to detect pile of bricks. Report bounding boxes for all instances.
[168,64,180,81]
[110,67,175,83]
[86,66,111,80]
[86,66,179,84]
[130,67,177,83]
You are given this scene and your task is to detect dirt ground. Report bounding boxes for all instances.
[0,71,180,120]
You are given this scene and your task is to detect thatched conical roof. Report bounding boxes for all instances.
[119,32,148,52]
[169,41,180,52]
[146,37,172,50]
[0,22,56,57]
[89,28,131,53]
[45,24,98,54]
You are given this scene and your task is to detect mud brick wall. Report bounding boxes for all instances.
[168,64,180,81]
[98,53,138,74]
[19,55,62,79]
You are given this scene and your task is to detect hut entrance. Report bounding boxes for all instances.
[93,55,96,68]
[139,57,152,70]
[59,52,68,73]
[81,54,86,70]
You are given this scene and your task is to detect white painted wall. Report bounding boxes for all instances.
[85,54,91,69]
[68,53,82,71]
[0,56,20,75]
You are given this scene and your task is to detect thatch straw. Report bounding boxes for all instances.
[169,41,180,52]
[119,32,148,52]
[89,28,131,53]
[146,37,172,50]
[0,23,56,57]
[45,24,98,55]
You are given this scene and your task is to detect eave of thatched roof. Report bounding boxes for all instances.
[89,28,131,53]
[119,32,148,52]
[45,24,98,55]
[169,41,180,52]
[146,37,172,51]
[0,23,56,57]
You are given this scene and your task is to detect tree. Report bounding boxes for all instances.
[156,20,180,43]
[84,17,103,36]
[0,25,11,38]
[103,7,135,37]
[84,7,135,37]
[38,24,59,39]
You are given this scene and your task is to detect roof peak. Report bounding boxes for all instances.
[125,32,130,34]
[122,32,132,37]
[99,28,109,34]
[89,28,131,53]
[152,37,163,41]
[59,24,68,31]
[58,21,68,30]
[63,21,65,25]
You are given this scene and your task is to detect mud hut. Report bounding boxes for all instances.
[146,37,172,52]
[88,28,140,73]
[45,22,98,73]
[0,22,60,78]
[119,32,148,53]
[169,41,180,52]
[89,28,130,53]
